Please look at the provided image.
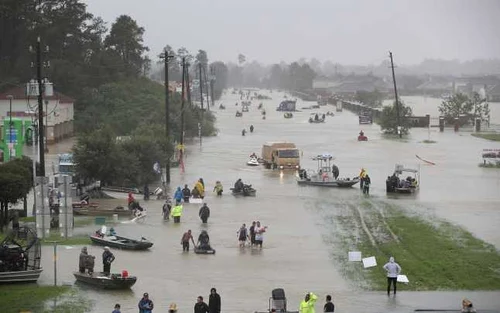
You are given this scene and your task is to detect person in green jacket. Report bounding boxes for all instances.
[170,204,183,223]
[299,292,318,313]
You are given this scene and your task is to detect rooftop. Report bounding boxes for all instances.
[0,86,75,103]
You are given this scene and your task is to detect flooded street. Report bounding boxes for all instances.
[39,90,500,312]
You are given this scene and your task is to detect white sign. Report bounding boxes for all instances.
[362,256,377,268]
[348,251,362,262]
[397,274,409,283]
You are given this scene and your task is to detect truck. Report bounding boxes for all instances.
[261,142,300,170]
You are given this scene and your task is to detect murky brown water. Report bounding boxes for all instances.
[38,90,500,312]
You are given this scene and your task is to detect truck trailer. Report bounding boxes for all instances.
[261,142,300,170]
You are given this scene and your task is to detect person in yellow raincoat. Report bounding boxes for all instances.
[299,292,318,313]
[359,168,367,189]
[170,203,183,223]
[195,179,205,199]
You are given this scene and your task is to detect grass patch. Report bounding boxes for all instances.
[41,231,91,245]
[20,216,36,223]
[0,285,90,313]
[330,201,500,291]
[479,162,500,169]
[472,133,500,141]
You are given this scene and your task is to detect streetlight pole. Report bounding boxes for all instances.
[7,95,13,160]
[389,51,402,138]
[159,49,174,184]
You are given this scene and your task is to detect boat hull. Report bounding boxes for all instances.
[90,235,153,250]
[0,269,43,283]
[230,189,257,197]
[73,272,137,289]
[247,162,259,166]
[194,248,216,254]
[74,208,131,216]
[297,178,359,188]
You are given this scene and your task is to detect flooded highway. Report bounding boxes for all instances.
[38,90,500,312]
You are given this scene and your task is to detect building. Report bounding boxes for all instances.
[487,85,500,102]
[313,75,391,96]
[0,85,75,145]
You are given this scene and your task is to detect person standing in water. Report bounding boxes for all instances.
[194,296,210,313]
[199,203,210,224]
[237,224,248,247]
[323,295,334,313]
[299,292,318,313]
[138,293,154,313]
[182,184,191,203]
[213,181,223,196]
[170,203,183,223]
[208,288,221,313]
[249,221,256,247]
[254,221,267,249]
[383,256,401,296]
[181,230,196,252]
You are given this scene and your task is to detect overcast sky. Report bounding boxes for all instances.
[82,0,500,66]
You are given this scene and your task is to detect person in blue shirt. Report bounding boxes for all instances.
[138,293,154,313]
[174,187,183,204]
[112,303,121,313]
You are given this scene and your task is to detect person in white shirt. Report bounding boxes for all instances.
[383,256,401,296]
[254,221,267,249]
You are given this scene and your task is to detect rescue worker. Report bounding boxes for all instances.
[181,230,196,252]
[182,184,191,203]
[213,181,223,196]
[250,152,257,159]
[362,174,371,195]
[237,224,248,247]
[359,168,367,189]
[250,125,254,133]
[242,129,246,136]
[299,292,318,313]
[102,246,115,276]
[332,164,339,180]
[109,227,116,236]
[194,296,210,313]
[79,246,89,273]
[138,293,154,313]
[233,179,244,193]
[195,179,205,199]
[199,203,210,224]
[174,187,183,204]
[197,230,211,251]
[170,203,183,223]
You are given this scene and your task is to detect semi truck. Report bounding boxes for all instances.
[261,142,300,170]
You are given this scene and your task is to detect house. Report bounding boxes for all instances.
[487,85,500,102]
[0,85,75,145]
[313,75,390,96]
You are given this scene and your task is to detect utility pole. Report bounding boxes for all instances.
[180,57,186,149]
[198,63,204,146]
[210,65,216,108]
[36,36,46,175]
[203,65,210,112]
[160,49,174,184]
[6,95,13,160]
[389,51,402,138]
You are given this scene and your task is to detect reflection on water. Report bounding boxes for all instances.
[39,90,500,312]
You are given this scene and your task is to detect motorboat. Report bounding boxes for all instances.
[309,116,325,123]
[194,247,216,254]
[386,164,420,194]
[90,228,153,250]
[235,111,243,117]
[0,227,43,284]
[230,185,257,197]
[73,206,131,216]
[284,112,293,119]
[296,154,360,188]
[73,271,137,289]
[242,106,249,112]
[326,111,334,116]
[247,157,260,166]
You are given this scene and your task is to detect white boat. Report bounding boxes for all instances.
[247,157,259,166]
[297,153,360,188]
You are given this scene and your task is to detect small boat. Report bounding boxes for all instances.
[284,112,293,119]
[247,157,260,166]
[74,207,132,216]
[219,105,225,110]
[90,234,153,250]
[73,271,137,289]
[230,186,257,197]
[386,164,420,194]
[309,117,325,123]
[235,112,242,117]
[242,106,249,112]
[296,154,360,188]
[326,112,334,116]
[194,247,216,254]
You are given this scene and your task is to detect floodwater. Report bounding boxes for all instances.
[37,90,500,312]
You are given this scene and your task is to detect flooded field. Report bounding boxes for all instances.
[38,90,500,312]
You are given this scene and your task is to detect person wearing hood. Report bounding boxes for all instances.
[197,230,211,251]
[170,202,183,223]
[163,200,172,220]
[182,184,191,203]
[359,168,367,189]
[331,164,339,180]
[194,296,210,313]
[174,187,183,204]
[299,292,318,313]
[79,247,88,273]
[383,256,401,296]
[195,179,205,199]
[102,246,115,276]
[234,179,244,192]
[213,181,223,196]
[208,288,221,313]
[199,203,210,224]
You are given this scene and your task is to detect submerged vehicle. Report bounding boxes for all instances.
[296,154,360,187]
[261,142,300,170]
[90,229,153,250]
[73,271,137,289]
[276,100,297,112]
[359,111,373,124]
[386,164,420,194]
[230,185,257,197]
[0,226,42,283]
[247,157,259,166]
[284,112,293,119]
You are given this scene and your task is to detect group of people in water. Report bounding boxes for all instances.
[180,229,213,252]
[242,124,254,136]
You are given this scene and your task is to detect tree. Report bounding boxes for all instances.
[195,50,208,67]
[104,15,149,77]
[355,89,384,108]
[210,61,228,100]
[379,100,413,135]
[177,47,193,64]
[0,160,32,230]
[439,92,490,125]
[238,54,246,66]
